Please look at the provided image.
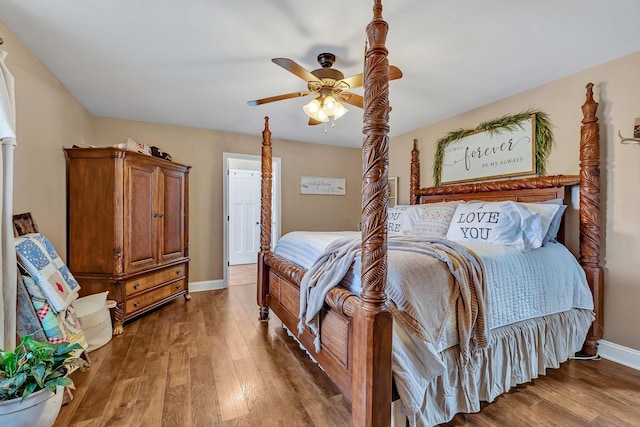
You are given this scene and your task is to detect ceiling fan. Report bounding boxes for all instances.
[247,52,402,125]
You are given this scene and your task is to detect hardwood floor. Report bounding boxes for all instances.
[56,282,640,426]
[228,263,257,286]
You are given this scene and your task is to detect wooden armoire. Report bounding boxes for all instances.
[64,147,190,333]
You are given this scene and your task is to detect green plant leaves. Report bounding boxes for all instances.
[0,334,85,402]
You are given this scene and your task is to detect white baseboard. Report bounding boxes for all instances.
[598,340,640,371]
[189,279,225,292]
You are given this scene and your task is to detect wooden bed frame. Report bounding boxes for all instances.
[257,2,603,425]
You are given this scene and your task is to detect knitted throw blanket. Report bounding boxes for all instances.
[298,236,487,364]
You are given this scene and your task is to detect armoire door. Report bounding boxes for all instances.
[157,166,186,263]
[124,160,157,271]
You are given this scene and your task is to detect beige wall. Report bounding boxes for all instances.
[1,21,93,253]
[92,118,362,282]
[390,51,640,351]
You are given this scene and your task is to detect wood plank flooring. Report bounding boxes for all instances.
[228,264,256,287]
[56,279,640,426]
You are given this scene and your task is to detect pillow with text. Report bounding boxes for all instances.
[387,205,424,236]
[446,201,543,251]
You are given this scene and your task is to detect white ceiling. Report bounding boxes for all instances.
[1,0,639,148]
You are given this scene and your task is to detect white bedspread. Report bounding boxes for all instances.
[273,231,359,270]
[273,231,593,330]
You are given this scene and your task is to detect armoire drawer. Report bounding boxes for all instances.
[124,278,186,315]
[124,263,186,297]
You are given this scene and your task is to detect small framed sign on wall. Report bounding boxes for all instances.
[300,176,346,195]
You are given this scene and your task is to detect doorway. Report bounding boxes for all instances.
[223,153,281,287]
[228,169,260,265]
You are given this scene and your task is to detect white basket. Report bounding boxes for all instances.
[73,292,116,352]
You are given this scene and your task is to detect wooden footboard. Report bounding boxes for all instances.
[263,253,359,398]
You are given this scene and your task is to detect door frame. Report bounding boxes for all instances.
[223,152,281,288]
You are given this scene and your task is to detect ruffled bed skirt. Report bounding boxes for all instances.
[404,308,595,426]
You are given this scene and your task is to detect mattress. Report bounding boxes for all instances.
[273,231,594,331]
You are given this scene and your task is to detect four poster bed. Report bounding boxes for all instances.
[256,1,604,426]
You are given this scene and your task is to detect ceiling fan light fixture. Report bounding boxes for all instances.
[322,96,337,115]
[303,97,329,122]
[332,102,348,120]
[303,97,321,116]
[316,108,329,122]
[303,95,347,123]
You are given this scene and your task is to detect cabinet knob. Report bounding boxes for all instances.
[133,301,139,308]
[133,283,139,290]
[176,270,181,275]
[176,284,182,290]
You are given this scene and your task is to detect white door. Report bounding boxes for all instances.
[229,169,261,265]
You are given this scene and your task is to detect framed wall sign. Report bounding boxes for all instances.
[440,116,535,184]
[433,111,552,186]
[300,176,346,195]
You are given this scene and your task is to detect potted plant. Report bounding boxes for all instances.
[0,334,86,427]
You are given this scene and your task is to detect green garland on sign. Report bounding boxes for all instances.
[432,109,553,186]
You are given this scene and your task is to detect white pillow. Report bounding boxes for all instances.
[387,205,423,236]
[446,201,543,251]
[522,201,564,245]
[410,202,458,239]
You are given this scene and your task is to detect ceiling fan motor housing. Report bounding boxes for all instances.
[317,52,336,68]
[310,52,344,82]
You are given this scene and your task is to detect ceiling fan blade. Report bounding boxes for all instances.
[272,58,320,83]
[308,118,323,126]
[247,91,311,106]
[389,65,403,81]
[337,73,363,90]
[336,65,401,90]
[337,92,364,109]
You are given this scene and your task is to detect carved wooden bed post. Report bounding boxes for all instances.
[410,139,420,205]
[353,0,393,425]
[257,116,272,321]
[579,83,604,356]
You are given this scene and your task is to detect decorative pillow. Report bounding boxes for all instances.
[15,233,80,313]
[410,202,458,239]
[446,201,543,251]
[387,205,424,236]
[522,201,565,245]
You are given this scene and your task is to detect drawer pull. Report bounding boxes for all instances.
[133,301,139,308]
[176,270,182,275]
[133,283,140,290]
[176,284,182,290]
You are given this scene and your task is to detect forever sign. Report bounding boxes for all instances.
[441,116,536,184]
